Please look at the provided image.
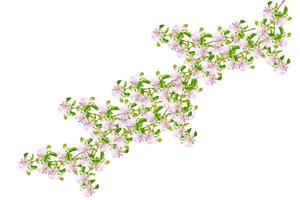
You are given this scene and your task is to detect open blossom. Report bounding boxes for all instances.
[263,6,273,18]
[19,157,30,170]
[77,174,89,185]
[48,167,58,179]
[172,25,183,35]
[268,55,279,65]
[79,97,89,108]
[276,62,289,74]
[38,164,49,174]
[82,185,95,197]
[67,162,78,172]
[196,47,208,57]
[203,61,218,72]
[191,32,200,42]
[256,26,268,37]
[112,85,123,97]
[205,73,217,86]
[227,60,238,70]
[37,147,47,159]
[184,135,196,147]
[113,147,124,158]
[143,133,155,144]
[94,163,104,172]
[130,75,140,85]
[253,47,263,58]
[58,101,69,114]
[152,28,162,41]
[275,18,286,26]
[229,21,241,33]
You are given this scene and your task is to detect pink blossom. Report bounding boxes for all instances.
[151,77,159,89]
[113,147,124,158]
[58,149,66,161]
[213,33,224,45]
[276,62,289,74]
[66,162,78,172]
[82,185,95,197]
[134,133,144,143]
[79,97,89,108]
[152,28,162,41]
[160,119,170,131]
[262,36,272,47]
[256,26,268,37]
[169,39,180,51]
[145,112,155,123]
[77,174,89,185]
[75,113,86,123]
[196,47,208,57]
[113,134,126,146]
[191,32,200,42]
[275,18,286,26]
[174,127,185,138]
[79,144,91,155]
[19,157,30,171]
[227,60,238,70]
[176,113,189,123]
[112,85,123,97]
[184,135,195,147]
[238,60,248,71]
[263,6,273,18]
[130,75,140,85]
[203,61,218,72]
[98,105,107,115]
[94,163,104,172]
[84,120,94,132]
[80,155,91,168]
[229,21,241,33]
[205,73,217,86]
[143,134,155,144]
[58,101,69,114]
[176,47,187,57]
[253,47,263,58]
[279,37,288,47]
[172,25,183,35]
[48,167,58,179]
[38,164,49,174]
[37,148,47,159]
[268,55,279,65]
[103,120,115,130]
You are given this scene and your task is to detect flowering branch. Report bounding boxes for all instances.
[19,0,291,197]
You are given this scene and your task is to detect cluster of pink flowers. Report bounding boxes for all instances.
[20,0,290,197]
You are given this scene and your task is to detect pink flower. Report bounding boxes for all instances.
[80,155,91,168]
[112,85,123,97]
[75,113,86,123]
[38,164,49,174]
[94,163,104,172]
[174,127,185,138]
[263,6,273,18]
[184,135,195,147]
[84,120,94,132]
[48,167,58,179]
[152,28,162,41]
[103,120,115,130]
[229,21,241,33]
[253,47,263,58]
[77,174,89,185]
[262,36,272,47]
[113,134,126,146]
[82,185,95,197]
[268,55,279,65]
[130,75,140,85]
[143,134,155,144]
[176,113,189,123]
[79,144,91,155]
[113,147,124,158]
[176,47,187,57]
[37,148,47,159]
[169,39,180,51]
[196,47,208,57]
[58,101,69,114]
[134,134,144,143]
[228,60,238,70]
[58,149,67,161]
[279,37,288,47]
[172,25,183,35]
[213,33,224,45]
[160,119,170,131]
[191,32,200,42]
[67,162,78,172]
[203,61,218,73]
[19,157,30,171]
[275,18,286,26]
[257,26,268,37]
[79,97,89,108]
[238,60,248,71]
[98,105,107,115]
[276,62,288,74]
[205,73,217,86]
[151,77,159,89]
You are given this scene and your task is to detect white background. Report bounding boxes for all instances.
[0,0,299,199]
